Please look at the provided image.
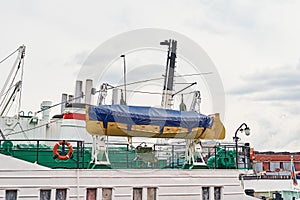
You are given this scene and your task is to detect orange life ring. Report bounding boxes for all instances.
[53,141,73,160]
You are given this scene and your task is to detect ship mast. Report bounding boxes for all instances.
[160,39,177,109]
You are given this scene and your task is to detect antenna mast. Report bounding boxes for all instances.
[160,39,177,109]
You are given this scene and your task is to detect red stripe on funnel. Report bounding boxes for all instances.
[63,113,86,120]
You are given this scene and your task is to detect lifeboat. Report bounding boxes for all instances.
[86,105,225,140]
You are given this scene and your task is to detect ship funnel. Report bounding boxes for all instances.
[85,79,93,104]
[61,93,68,113]
[75,80,83,103]
[40,101,52,120]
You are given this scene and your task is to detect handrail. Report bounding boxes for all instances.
[0,139,252,170]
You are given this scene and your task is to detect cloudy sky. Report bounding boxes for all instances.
[1,0,300,151]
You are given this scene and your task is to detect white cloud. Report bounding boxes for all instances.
[229,62,300,103]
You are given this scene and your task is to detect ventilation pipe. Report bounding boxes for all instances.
[61,93,68,113]
[85,79,93,104]
[40,101,52,120]
[112,88,119,105]
[75,80,83,103]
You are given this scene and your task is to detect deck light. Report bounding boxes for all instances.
[233,123,250,169]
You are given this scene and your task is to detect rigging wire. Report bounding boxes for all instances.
[0,61,22,109]
[95,72,212,93]
[125,89,196,96]
[0,83,18,98]
[22,73,211,115]
[126,89,162,95]
[34,72,209,113]
[174,82,196,85]
[34,95,83,114]
[4,91,18,116]
[0,48,19,65]
[171,82,197,98]
[174,72,212,77]
[112,72,212,89]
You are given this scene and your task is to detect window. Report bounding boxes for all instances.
[102,188,112,200]
[133,188,142,200]
[270,162,280,171]
[283,162,291,171]
[214,187,221,200]
[255,162,263,172]
[202,187,209,200]
[6,190,17,200]
[40,190,51,200]
[56,189,67,200]
[147,188,156,200]
[86,188,97,200]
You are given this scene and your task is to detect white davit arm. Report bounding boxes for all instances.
[189,91,201,113]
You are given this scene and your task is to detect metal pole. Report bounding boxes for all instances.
[126,144,129,168]
[160,40,171,108]
[171,145,174,168]
[77,141,79,169]
[214,146,217,169]
[81,141,84,169]
[36,140,39,164]
[163,43,170,108]
[235,137,238,169]
[120,55,127,103]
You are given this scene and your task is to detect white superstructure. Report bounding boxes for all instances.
[0,153,256,200]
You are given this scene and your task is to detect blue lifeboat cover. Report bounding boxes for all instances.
[88,105,213,131]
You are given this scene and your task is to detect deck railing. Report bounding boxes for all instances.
[0,139,252,170]
[0,139,87,169]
